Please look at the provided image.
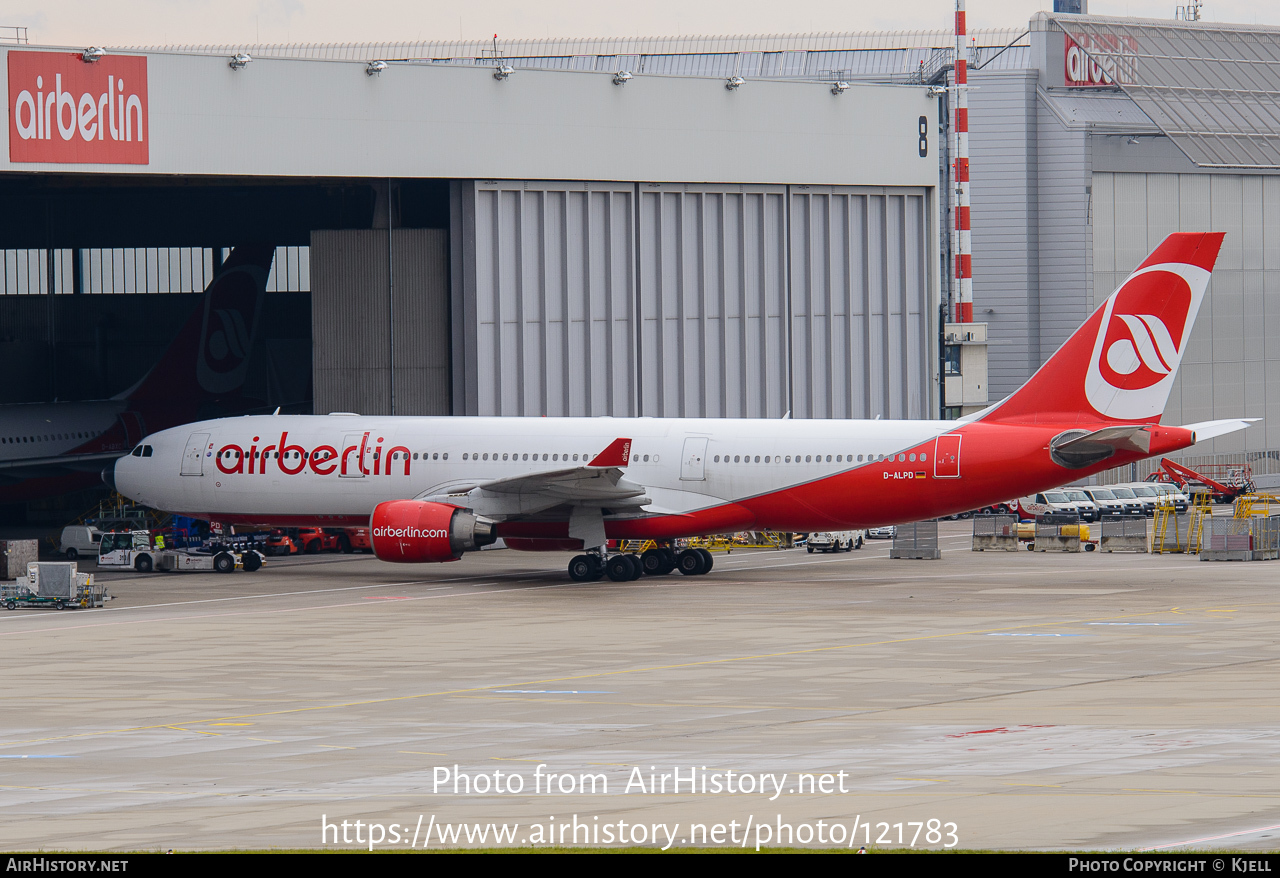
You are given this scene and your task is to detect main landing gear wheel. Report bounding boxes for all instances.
[677,549,709,576]
[568,554,602,582]
[696,548,713,573]
[641,548,677,576]
[605,554,643,582]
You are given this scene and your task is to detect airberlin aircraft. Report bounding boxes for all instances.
[113,233,1253,581]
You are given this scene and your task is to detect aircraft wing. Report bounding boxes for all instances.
[421,438,649,521]
[0,451,125,477]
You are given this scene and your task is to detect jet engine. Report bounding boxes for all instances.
[370,500,498,563]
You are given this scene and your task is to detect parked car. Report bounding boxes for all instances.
[58,525,103,561]
[1145,482,1189,513]
[1112,483,1162,516]
[867,526,897,540]
[1104,486,1148,517]
[806,531,865,553]
[1061,490,1101,522]
[1081,487,1129,518]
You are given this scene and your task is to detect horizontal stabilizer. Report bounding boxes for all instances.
[1181,418,1261,442]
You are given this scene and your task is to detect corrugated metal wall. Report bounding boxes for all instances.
[311,228,449,416]
[637,184,788,418]
[454,179,937,419]
[1093,171,1280,456]
[789,186,932,419]
[453,180,638,417]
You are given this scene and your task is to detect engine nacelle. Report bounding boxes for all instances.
[370,500,498,563]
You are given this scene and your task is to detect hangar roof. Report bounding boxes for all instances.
[126,28,1032,82]
[1042,12,1280,169]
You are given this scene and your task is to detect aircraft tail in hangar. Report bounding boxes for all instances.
[117,244,275,407]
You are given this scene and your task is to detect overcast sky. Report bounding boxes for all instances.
[1,1,1277,48]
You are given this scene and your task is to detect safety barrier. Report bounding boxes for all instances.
[890,520,941,560]
[1201,515,1280,561]
[971,514,1019,552]
[1033,513,1083,553]
[1099,515,1148,553]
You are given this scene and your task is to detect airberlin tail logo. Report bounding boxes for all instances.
[197,263,268,394]
[1084,262,1209,421]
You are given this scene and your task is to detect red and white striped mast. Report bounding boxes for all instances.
[953,0,973,323]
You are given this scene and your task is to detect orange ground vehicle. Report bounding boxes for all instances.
[335,527,371,554]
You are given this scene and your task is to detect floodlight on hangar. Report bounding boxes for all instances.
[494,65,514,81]
[81,47,107,63]
[830,81,849,95]
[367,60,388,76]
[927,85,947,97]
[229,52,252,70]
[613,70,633,85]
[725,75,744,90]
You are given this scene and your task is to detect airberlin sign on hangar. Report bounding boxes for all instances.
[7,51,148,164]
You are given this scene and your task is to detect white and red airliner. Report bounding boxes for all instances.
[113,233,1253,581]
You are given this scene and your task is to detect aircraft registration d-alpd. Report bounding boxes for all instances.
[114,232,1253,581]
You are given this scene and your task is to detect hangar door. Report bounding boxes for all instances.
[453,180,637,418]
[452,180,935,420]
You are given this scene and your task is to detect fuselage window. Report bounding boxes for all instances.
[784,456,791,463]
[920,453,927,462]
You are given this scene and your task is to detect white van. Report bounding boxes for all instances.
[58,526,103,561]
[806,531,866,553]
[1081,487,1129,517]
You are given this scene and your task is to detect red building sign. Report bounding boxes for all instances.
[8,50,148,164]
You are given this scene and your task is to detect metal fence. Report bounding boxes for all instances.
[972,513,1018,552]
[1099,515,1148,553]
[1200,515,1280,560]
[891,520,941,560]
[1033,513,1083,553]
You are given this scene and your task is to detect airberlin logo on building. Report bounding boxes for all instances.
[1084,263,1208,421]
[1064,35,1135,88]
[8,51,148,164]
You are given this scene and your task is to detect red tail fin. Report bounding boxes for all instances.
[981,232,1224,427]
[119,245,274,405]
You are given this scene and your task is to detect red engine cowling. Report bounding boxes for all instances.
[370,500,498,563]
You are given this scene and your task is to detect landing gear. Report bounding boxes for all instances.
[606,554,643,582]
[677,549,712,576]
[568,554,603,582]
[640,547,678,576]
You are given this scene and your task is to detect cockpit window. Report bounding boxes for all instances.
[143,445,154,457]
[131,446,143,457]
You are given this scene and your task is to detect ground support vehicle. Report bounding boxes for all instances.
[97,530,263,573]
[334,527,371,553]
[2,562,106,610]
[806,531,866,552]
[58,526,104,560]
[155,548,264,573]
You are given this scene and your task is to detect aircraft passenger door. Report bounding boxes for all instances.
[340,434,365,478]
[934,434,962,479]
[680,437,709,481]
[181,433,210,476]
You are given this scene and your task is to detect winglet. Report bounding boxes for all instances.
[589,438,632,468]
